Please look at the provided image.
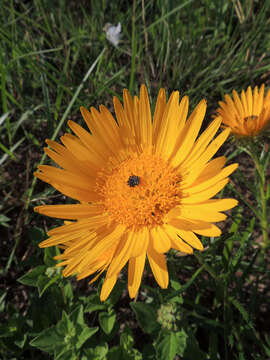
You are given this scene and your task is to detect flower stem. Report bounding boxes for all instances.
[194,252,217,280]
[249,147,269,251]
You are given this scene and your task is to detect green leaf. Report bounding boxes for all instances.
[30,307,98,355]
[130,302,160,334]
[120,327,134,351]
[63,282,73,302]
[183,332,207,360]
[27,226,46,244]
[84,294,107,313]
[69,305,85,326]
[155,330,187,360]
[108,346,124,360]
[17,265,47,287]
[37,273,62,297]
[44,246,60,267]
[55,348,75,360]
[98,310,116,335]
[30,325,66,354]
[83,342,108,360]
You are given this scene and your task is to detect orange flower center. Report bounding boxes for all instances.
[96,151,182,230]
[243,115,259,135]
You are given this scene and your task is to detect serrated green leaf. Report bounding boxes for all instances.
[44,246,60,267]
[77,326,99,349]
[14,333,27,349]
[30,326,66,354]
[17,265,46,287]
[107,346,124,360]
[63,282,73,302]
[155,331,180,360]
[37,273,62,297]
[55,348,75,360]
[84,294,107,313]
[130,302,159,334]
[83,342,108,360]
[120,327,134,351]
[56,310,74,336]
[98,310,116,335]
[27,226,46,244]
[70,305,85,326]
[228,217,255,272]
[183,332,207,360]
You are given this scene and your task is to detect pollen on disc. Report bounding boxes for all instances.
[96,151,182,230]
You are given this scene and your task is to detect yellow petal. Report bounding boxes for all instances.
[128,254,146,298]
[181,178,229,204]
[194,223,221,237]
[153,88,167,143]
[169,208,227,222]
[164,224,193,254]
[171,99,207,168]
[180,117,221,168]
[181,128,230,185]
[139,84,152,147]
[100,275,118,301]
[34,203,103,219]
[147,245,168,288]
[155,91,180,158]
[132,227,149,257]
[174,229,203,250]
[150,226,171,253]
[107,232,135,277]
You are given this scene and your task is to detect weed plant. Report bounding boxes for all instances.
[0,0,270,359]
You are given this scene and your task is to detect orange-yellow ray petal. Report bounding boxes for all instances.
[79,225,126,270]
[34,203,103,219]
[139,84,152,147]
[180,117,222,168]
[132,227,150,257]
[194,223,221,237]
[181,128,231,185]
[173,229,203,250]
[154,91,180,157]
[171,99,206,168]
[149,226,171,253]
[184,159,234,190]
[163,224,193,254]
[128,254,146,298]
[181,178,229,204]
[152,88,167,143]
[36,165,92,191]
[107,232,136,277]
[100,275,118,301]
[147,243,168,288]
[169,208,227,222]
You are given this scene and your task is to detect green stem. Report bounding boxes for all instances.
[194,252,217,280]
[249,148,269,250]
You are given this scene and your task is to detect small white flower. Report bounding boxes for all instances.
[104,22,121,47]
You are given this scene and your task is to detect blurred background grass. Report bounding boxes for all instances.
[1,0,270,359]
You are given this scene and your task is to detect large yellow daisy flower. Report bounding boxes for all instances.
[34,85,238,301]
[216,84,270,137]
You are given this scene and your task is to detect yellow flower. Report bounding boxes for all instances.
[216,84,270,137]
[34,85,238,301]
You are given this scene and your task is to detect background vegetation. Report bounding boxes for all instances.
[0,0,270,359]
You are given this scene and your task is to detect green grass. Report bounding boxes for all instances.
[1,0,270,359]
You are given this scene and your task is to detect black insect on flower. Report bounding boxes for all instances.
[127,175,140,187]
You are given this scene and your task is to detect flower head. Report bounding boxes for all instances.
[104,22,121,47]
[34,85,238,301]
[216,84,270,137]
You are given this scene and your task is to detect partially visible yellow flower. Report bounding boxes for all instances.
[216,84,270,137]
[34,85,238,301]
